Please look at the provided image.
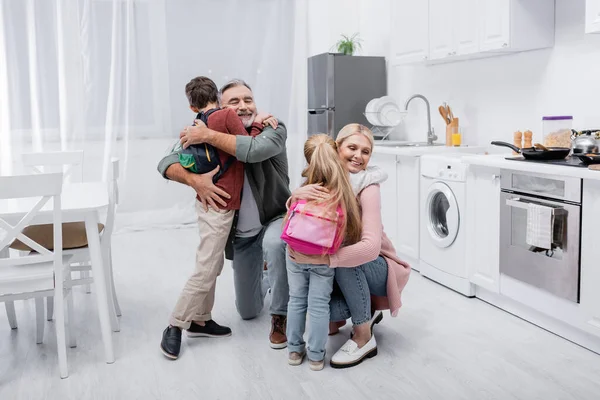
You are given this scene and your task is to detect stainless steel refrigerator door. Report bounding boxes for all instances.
[307,109,335,138]
[307,54,334,109]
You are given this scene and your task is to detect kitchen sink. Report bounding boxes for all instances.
[375,140,445,147]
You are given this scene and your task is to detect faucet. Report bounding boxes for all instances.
[404,94,437,145]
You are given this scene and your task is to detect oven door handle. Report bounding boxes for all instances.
[506,198,559,215]
[506,198,531,210]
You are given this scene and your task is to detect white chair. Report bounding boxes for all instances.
[8,152,121,333]
[21,150,84,182]
[0,172,73,378]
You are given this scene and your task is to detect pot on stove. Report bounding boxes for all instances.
[571,130,599,154]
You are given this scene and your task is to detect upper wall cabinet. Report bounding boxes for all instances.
[586,0,600,33]
[390,0,429,65]
[391,0,555,65]
[429,0,479,60]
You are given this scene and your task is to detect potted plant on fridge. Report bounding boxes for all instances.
[333,33,362,55]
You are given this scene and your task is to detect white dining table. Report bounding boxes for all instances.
[0,182,115,364]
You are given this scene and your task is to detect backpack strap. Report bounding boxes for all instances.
[196,108,237,175]
[196,108,219,125]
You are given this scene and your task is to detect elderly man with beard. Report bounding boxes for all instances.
[157,79,290,358]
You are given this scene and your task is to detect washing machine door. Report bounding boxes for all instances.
[425,181,460,248]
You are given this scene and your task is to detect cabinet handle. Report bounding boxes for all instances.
[502,43,508,48]
[492,174,501,180]
[423,55,428,60]
[447,52,453,57]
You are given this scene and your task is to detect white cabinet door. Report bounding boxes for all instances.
[395,156,420,262]
[390,0,430,64]
[479,0,511,51]
[465,166,501,293]
[586,0,600,34]
[369,153,399,249]
[579,180,600,335]
[455,0,480,55]
[429,0,454,60]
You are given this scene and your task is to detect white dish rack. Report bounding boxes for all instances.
[364,96,407,140]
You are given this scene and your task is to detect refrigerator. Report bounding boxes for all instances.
[307,53,387,139]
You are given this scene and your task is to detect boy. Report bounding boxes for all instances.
[160,76,265,360]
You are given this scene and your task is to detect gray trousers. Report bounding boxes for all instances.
[232,217,288,320]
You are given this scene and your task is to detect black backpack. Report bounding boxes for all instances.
[179,108,236,183]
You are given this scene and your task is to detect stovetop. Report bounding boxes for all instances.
[505,156,587,168]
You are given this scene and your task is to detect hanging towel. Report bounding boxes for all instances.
[526,203,553,250]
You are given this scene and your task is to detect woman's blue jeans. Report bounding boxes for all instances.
[329,256,388,325]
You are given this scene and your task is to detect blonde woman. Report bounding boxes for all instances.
[288,124,411,369]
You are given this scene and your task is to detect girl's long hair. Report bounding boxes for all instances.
[301,134,362,245]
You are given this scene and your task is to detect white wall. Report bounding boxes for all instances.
[307,0,390,57]
[389,0,600,146]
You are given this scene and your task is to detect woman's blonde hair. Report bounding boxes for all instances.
[300,134,362,245]
[335,123,374,150]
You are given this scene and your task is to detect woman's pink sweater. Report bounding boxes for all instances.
[329,184,411,317]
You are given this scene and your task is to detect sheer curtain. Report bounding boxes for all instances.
[0,0,307,230]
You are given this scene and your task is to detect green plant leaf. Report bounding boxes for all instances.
[333,32,362,55]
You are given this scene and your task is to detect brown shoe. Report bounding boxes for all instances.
[270,315,287,349]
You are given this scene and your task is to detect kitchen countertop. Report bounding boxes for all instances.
[374,142,487,157]
[462,154,600,180]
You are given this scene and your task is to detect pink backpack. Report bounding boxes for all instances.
[281,200,344,255]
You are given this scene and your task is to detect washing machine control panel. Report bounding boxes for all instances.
[421,157,468,182]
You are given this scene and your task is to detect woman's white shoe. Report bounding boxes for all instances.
[330,335,377,369]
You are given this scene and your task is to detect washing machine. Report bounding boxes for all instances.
[419,154,475,297]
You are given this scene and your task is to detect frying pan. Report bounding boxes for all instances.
[491,141,570,160]
[573,153,600,165]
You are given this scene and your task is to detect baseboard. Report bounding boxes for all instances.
[419,260,475,297]
[476,286,600,355]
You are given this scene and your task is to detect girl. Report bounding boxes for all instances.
[283,134,362,371]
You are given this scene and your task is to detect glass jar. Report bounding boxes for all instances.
[542,116,573,148]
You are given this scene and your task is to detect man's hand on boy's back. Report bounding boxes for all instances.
[186,166,231,212]
[180,120,210,149]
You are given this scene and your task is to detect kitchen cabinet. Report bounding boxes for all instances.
[479,0,510,51]
[429,0,479,60]
[579,179,600,335]
[391,0,554,65]
[390,0,429,65]
[465,166,501,293]
[394,155,421,266]
[369,152,399,250]
[369,152,421,268]
[479,0,554,53]
[455,0,480,55]
[586,0,600,34]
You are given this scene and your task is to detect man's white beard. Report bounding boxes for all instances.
[239,113,256,128]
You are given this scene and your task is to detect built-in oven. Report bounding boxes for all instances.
[499,171,582,303]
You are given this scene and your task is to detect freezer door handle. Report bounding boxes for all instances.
[308,109,325,115]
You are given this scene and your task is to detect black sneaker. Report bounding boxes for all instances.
[186,320,232,338]
[160,326,182,360]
